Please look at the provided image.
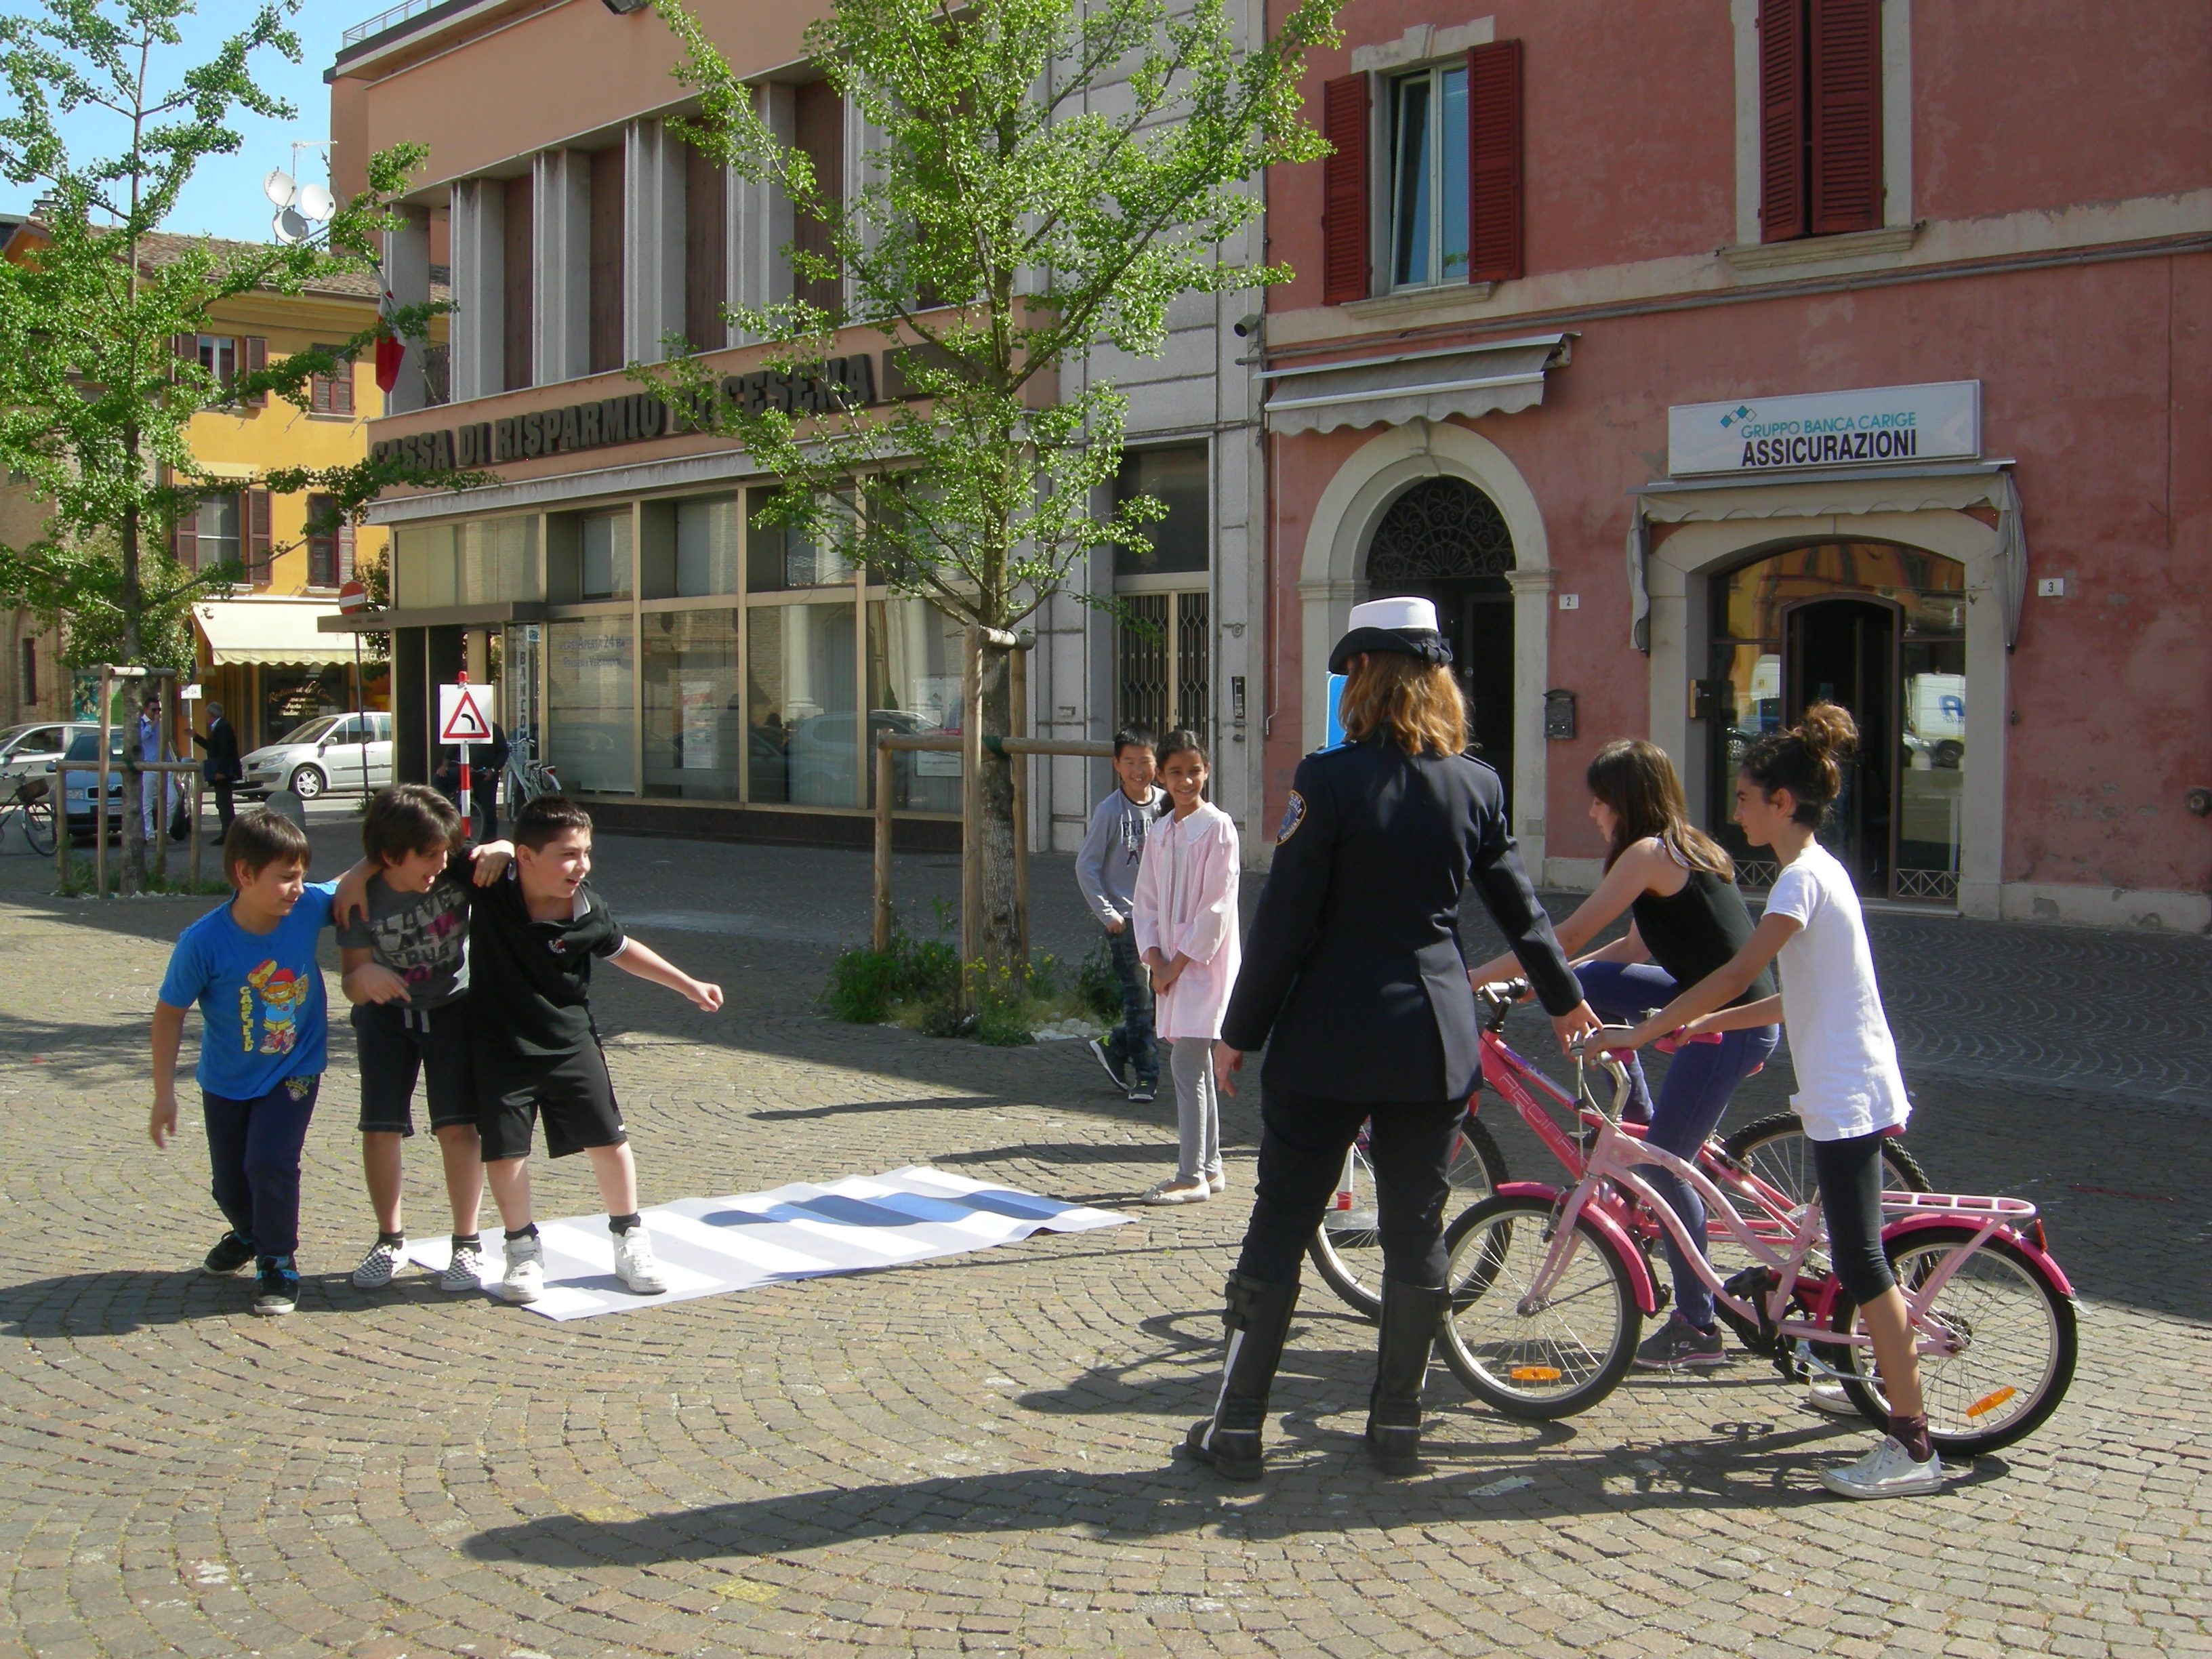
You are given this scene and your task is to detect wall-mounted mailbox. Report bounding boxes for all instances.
[1543,689,1577,741]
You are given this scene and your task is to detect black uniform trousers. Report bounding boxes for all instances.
[1235,1087,1464,1290]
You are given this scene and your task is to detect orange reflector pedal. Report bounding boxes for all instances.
[1965,1387,2017,1418]
[1509,1366,1563,1382]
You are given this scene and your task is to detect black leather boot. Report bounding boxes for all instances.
[1365,1277,1452,1476]
[1182,1272,1300,1481]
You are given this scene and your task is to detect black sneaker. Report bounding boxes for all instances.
[1634,1312,1726,1369]
[1127,1080,1158,1104]
[252,1256,300,1317]
[202,1231,255,1276]
[1086,1038,1129,1092]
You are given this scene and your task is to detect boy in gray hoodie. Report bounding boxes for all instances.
[1075,729,1164,1101]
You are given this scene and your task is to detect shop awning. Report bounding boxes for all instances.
[191,600,357,666]
[1260,333,1572,435]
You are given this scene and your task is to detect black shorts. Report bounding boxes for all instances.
[353,1000,477,1136]
[475,1040,627,1162]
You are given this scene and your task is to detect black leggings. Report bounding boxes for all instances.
[1813,1130,1898,1304]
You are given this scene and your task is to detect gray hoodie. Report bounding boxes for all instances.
[1074,784,1165,926]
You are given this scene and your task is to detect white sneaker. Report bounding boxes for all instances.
[1142,1176,1210,1206]
[613,1226,668,1294]
[499,1233,545,1303]
[1819,1435,1946,1500]
[439,1238,485,1294]
[350,1237,404,1290]
[1806,1377,1862,1417]
[1206,1169,1228,1195]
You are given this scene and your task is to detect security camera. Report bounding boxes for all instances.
[1233,312,1264,339]
[601,0,651,12]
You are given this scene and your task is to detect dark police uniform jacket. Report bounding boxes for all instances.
[1220,736,1582,1103]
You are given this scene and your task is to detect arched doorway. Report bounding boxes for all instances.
[1708,542,1966,900]
[1366,476,1515,792]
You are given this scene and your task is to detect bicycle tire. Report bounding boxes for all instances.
[1307,1113,1507,1322]
[19,796,54,857]
[1721,1113,1932,1203]
[1437,1193,1642,1420]
[1820,1223,2076,1456]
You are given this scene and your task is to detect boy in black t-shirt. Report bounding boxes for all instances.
[470,794,724,1304]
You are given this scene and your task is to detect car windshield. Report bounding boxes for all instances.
[278,717,337,745]
[62,731,126,761]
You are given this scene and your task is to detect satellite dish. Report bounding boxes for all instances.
[263,169,296,208]
[272,207,309,245]
[296,183,334,222]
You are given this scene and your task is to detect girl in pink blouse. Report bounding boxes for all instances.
[1132,731,1242,1205]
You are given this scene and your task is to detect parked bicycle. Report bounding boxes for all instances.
[1311,981,1931,1319]
[0,771,55,856]
[504,731,560,807]
[1437,992,2076,1456]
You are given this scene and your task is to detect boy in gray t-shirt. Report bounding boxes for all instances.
[332,784,510,1294]
[1075,729,1164,1100]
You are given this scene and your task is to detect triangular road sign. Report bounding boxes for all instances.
[438,683,495,745]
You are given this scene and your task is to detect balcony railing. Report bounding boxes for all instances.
[341,0,445,48]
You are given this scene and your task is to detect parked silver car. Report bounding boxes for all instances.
[0,720,99,783]
[240,712,394,800]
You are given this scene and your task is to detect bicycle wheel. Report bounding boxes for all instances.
[1308,1113,1507,1321]
[1721,1113,1931,1203]
[18,794,54,857]
[1822,1224,2076,1456]
[1437,1193,1641,1420]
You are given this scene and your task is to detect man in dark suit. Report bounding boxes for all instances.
[192,701,243,832]
[1181,598,1599,1483]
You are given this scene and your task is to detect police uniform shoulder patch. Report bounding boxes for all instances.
[1276,790,1307,845]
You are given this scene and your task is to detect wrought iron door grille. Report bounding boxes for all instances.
[1174,591,1210,742]
[1115,591,1209,744]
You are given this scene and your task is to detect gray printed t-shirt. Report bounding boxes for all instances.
[334,871,473,1008]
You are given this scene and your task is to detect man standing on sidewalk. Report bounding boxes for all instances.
[1076,729,1164,1103]
[194,701,243,833]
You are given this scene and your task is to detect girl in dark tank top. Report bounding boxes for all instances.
[1467,739,1780,1370]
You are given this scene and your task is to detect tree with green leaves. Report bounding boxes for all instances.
[644,0,1343,968]
[0,0,480,893]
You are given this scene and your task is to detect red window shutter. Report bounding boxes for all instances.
[171,498,197,569]
[246,489,272,583]
[1321,75,1370,306]
[1809,0,1881,235]
[242,336,268,408]
[1758,0,1809,243]
[1468,40,1525,283]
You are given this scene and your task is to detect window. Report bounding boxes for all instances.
[1390,64,1469,289]
[308,346,355,415]
[747,490,851,591]
[546,619,636,794]
[642,610,741,800]
[194,493,241,572]
[579,510,632,601]
[1112,446,1210,578]
[867,598,964,813]
[1117,592,1210,745]
[675,495,740,596]
[746,601,858,806]
[1759,0,1882,242]
[457,517,537,603]
[197,334,237,385]
[178,333,268,409]
[306,493,354,588]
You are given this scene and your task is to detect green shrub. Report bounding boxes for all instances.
[1076,939,1123,1021]
[824,914,1105,1047]
[824,927,964,1024]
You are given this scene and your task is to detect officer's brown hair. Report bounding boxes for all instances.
[1337,653,1469,758]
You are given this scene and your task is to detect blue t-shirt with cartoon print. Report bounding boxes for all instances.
[158,884,338,1100]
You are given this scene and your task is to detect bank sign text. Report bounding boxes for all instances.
[1667,381,1980,477]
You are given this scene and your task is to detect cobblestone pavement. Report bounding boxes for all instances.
[0,824,2206,1658]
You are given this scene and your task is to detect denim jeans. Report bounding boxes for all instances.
[1103,926,1158,1085]
[1576,960,1778,1329]
[202,1074,321,1260]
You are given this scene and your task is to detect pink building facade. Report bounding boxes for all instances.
[1258,0,2212,928]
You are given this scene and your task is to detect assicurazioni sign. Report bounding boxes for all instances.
[373,352,887,472]
[1667,381,1981,477]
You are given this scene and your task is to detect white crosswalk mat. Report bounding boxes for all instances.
[403,1166,1130,1321]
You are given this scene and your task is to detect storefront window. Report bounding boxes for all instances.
[676,495,739,597]
[867,597,964,813]
[394,524,455,608]
[579,510,632,601]
[642,610,741,800]
[546,618,635,794]
[261,666,347,750]
[747,490,852,591]
[457,516,539,603]
[1708,542,1965,900]
[746,601,857,806]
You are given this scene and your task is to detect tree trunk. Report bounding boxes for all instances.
[119,499,146,895]
[962,630,1025,978]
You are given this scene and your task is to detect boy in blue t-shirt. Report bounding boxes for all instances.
[150,808,337,1316]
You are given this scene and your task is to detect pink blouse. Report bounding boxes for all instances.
[1132,801,1242,1042]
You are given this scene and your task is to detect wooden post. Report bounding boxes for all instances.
[54,750,68,891]
[873,733,895,953]
[959,627,984,987]
[152,678,172,884]
[1008,643,1028,961]
[189,773,203,890]
[95,665,111,899]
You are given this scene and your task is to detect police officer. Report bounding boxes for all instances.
[1183,597,1599,1479]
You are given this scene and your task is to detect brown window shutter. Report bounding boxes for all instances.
[337,518,355,583]
[170,333,197,386]
[1468,40,1525,284]
[331,355,354,416]
[1809,0,1881,235]
[247,489,272,583]
[1758,0,1809,243]
[243,336,268,408]
[171,498,197,569]
[1321,75,1370,306]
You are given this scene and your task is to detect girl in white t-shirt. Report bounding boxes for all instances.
[1132,730,1242,1206]
[1605,704,1940,1500]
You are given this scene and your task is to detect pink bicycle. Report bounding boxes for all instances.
[1440,987,2078,1457]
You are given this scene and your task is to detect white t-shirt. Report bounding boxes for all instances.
[1765,842,1910,1142]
